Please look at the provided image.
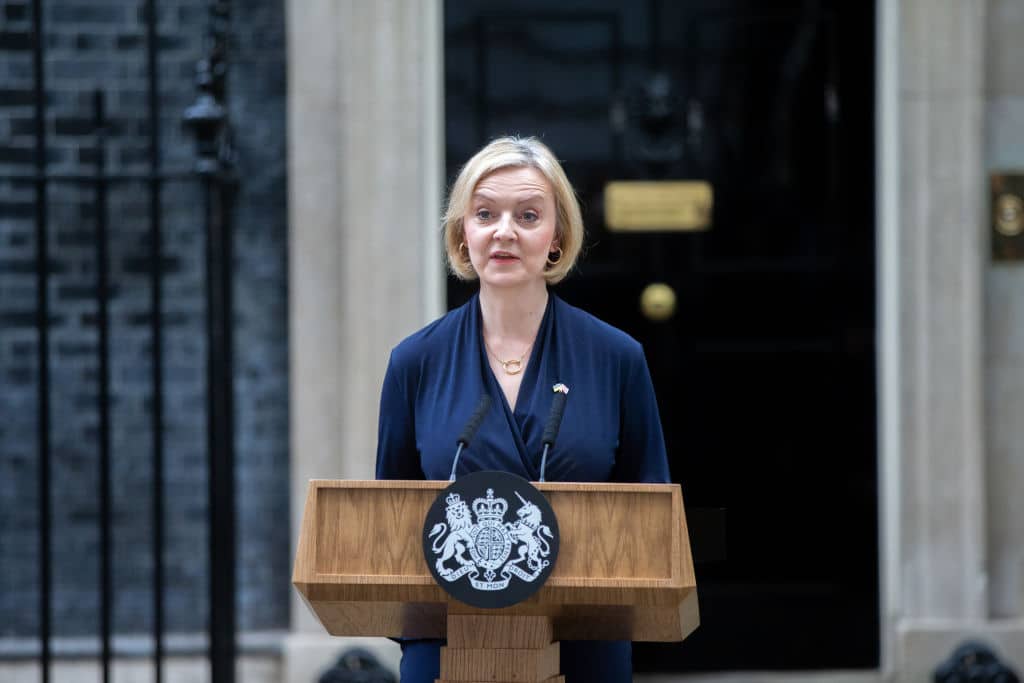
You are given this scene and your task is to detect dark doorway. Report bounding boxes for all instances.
[445,0,877,672]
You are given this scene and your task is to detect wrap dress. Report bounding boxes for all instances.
[375,292,670,682]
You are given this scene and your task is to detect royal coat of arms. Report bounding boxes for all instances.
[429,487,554,590]
[422,471,559,607]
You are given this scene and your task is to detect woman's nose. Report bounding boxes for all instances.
[493,212,515,239]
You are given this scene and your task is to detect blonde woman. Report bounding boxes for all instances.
[376,136,669,682]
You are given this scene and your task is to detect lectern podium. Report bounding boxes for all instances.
[293,479,698,682]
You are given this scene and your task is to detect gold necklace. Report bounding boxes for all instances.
[484,339,533,376]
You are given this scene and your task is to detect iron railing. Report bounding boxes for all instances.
[8,1,239,681]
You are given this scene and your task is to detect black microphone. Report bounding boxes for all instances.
[539,383,569,482]
[450,394,491,481]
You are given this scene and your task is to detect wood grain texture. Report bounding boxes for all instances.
[303,599,446,638]
[440,642,559,681]
[293,479,699,641]
[549,488,673,580]
[447,615,553,649]
[314,485,437,576]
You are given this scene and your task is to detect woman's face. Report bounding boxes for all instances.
[463,166,559,290]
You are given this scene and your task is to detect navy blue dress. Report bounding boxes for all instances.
[375,292,670,683]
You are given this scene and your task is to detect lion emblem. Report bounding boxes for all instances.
[428,493,475,577]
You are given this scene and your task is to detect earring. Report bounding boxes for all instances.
[546,246,563,265]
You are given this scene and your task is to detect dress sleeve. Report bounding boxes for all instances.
[375,350,423,480]
[612,344,671,484]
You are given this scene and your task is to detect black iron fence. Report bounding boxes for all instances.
[5,1,239,681]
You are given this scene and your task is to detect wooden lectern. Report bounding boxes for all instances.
[293,479,698,682]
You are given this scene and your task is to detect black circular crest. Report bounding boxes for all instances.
[422,470,559,609]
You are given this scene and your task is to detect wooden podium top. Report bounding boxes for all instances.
[293,479,698,642]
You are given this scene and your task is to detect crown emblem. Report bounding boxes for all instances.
[472,488,508,523]
[446,492,463,507]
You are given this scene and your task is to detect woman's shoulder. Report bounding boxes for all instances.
[388,297,473,371]
[552,294,645,360]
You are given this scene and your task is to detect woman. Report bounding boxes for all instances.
[375,136,670,682]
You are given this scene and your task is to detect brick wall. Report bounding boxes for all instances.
[0,0,289,638]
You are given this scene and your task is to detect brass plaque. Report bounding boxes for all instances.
[991,173,1024,261]
[604,181,713,232]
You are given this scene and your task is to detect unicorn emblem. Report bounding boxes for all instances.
[505,491,554,574]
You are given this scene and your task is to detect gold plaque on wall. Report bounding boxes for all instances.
[991,172,1024,261]
[604,180,713,232]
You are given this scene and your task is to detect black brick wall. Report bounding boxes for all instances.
[0,0,289,638]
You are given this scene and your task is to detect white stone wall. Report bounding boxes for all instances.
[886,0,1024,679]
[895,0,988,623]
[284,0,443,679]
[984,0,1024,623]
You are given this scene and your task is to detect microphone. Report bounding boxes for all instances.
[538,383,569,482]
[450,394,491,481]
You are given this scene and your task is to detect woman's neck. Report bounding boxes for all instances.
[479,281,548,341]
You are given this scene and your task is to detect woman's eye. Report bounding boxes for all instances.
[475,209,492,220]
[521,211,539,222]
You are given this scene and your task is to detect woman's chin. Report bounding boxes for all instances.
[480,271,544,289]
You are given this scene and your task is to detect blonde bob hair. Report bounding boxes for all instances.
[443,136,584,285]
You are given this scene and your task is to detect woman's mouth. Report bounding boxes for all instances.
[490,252,519,262]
